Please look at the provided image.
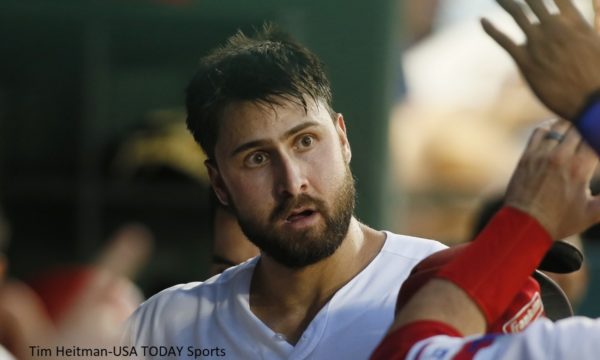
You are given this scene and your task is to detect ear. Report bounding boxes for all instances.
[205,159,230,206]
[335,113,352,163]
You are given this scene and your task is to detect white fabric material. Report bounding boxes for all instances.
[407,317,600,360]
[125,232,445,359]
[0,345,16,360]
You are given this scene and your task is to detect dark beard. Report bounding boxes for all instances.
[233,169,355,268]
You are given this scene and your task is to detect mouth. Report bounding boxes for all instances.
[285,208,317,223]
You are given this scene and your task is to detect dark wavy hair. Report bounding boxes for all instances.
[185,23,334,160]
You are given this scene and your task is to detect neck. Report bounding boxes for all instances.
[249,217,385,344]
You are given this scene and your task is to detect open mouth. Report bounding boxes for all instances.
[286,209,316,222]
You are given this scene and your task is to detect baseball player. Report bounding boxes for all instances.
[124,25,448,360]
[371,119,600,359]
[371,0,600,358]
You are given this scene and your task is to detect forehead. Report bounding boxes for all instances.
[215,97,333,155]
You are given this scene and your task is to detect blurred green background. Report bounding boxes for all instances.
[4,0,600,319]
[0,0,401,295]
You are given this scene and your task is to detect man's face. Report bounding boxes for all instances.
[208,97,354,268]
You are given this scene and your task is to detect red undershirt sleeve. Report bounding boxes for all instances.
[436,206,553,325]
[370,321,462,360]
[370,207,552,360]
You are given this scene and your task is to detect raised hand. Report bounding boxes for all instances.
[483,0,600,120]
[505,119,600,240]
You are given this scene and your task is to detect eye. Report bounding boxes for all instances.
[244,151,270,167]
[296,134,316,150]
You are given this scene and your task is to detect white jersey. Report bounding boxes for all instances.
[0,345,16,360]
[407,317,600,360]
[124,232,445,360]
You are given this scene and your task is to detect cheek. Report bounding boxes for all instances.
[310,144,347,186]
[224,171,275,212]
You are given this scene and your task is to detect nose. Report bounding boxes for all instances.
[275,152,308,198]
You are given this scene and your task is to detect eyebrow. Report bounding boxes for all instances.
[230,121,321,157]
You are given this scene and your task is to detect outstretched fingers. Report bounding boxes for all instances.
[524,0,552,23]
[498,0,536,35]
[555,0,586,21]
[481,18,527,64]
[594,0,600,32]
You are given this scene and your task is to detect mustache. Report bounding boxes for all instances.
[270,194,326,222]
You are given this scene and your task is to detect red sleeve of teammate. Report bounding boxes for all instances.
[436,206,552,326]
[370,206,552,360]
[370,321,462,360]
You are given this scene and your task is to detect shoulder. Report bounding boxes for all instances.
[380,231,447,261]
[137,259,255,310]
[124,259,257,344]
[352,232,446,291]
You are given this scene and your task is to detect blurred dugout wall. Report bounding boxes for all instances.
[0,0,398,295]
